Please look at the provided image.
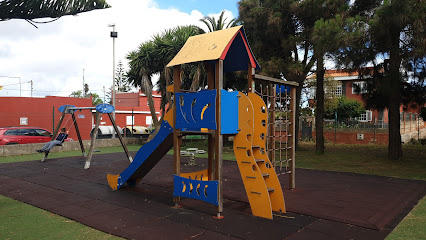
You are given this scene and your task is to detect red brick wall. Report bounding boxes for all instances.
[116,92,139,107]
[97,91,164,128]
[310,131,389,145]
[0,96,92,140]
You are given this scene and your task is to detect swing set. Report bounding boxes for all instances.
[42,103,133,169]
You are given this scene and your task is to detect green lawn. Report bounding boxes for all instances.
[179,140,426,181]
[0,195,121,240]
[386,196,426,240]
[294,143,426,181]
[0,141,424,239]
[0,145,143,164]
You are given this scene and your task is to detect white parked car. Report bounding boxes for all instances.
[91,125,123,139]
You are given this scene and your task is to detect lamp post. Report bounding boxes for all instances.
[109,24,117,138]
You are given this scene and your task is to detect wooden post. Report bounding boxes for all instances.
[215,59,223,216]
[108,112,133,163]
[289,87,296,189]
[85,111,102,169]
[71,112,86,157]
[51,108,67,141]
[206,62,215,181]
[248,62,254,93]
[173,65,182,205]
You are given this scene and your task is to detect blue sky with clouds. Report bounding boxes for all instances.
[0,0,241,97]
[154,0,239,16]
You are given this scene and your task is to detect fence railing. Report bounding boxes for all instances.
[300,116,424,133]
[323,119,389,130]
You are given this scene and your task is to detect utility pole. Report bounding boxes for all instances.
[83,69,85,97]
[30,80,33,97]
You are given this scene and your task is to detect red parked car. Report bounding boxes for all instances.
[0,127,63,145]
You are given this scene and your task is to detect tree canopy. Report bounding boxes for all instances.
[324,96,365,119]
[319,0,426,158]
[200,10,239,32]
[0,0,110,21]
[69,90,102,105]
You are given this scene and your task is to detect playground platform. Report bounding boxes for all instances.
[0,152,425,239]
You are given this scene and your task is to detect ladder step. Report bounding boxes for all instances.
[237,146,247,149]
[262,173,270,178]
[255,159,264,163]
[251,191,261,195]
[252,145,260,148]
[241,161,251,164]
[246,176,256,179]
[267,187,274,192]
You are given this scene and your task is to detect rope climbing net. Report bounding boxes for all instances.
[253,77,296,188]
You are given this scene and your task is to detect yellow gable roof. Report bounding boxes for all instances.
[167,26,243,67]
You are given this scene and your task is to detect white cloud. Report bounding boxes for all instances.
[0,0,212,98]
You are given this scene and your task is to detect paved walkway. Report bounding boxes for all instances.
[0,152,424,239]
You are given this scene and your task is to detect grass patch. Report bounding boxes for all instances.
[177,140,425,181]
[386,196,426,240]
[0,195,121,240]
[0,145,143,164]
[295,143,426,181]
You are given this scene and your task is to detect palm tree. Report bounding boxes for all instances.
[152,25,204,113]
[200,10,239,32]
[127,41,160,128]
[127,25,203,133]
[0,0,109,21]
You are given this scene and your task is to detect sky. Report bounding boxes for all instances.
[0,0,239,99]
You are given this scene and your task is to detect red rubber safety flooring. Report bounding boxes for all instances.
[0,152,424,240]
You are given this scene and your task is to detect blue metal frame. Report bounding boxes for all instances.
[220,90,239,134]
[58,105,75,113]
[96,103,115,113]
[173,175,219,206]
[276,85,291,94]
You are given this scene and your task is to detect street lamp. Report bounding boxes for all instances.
[109,24,117,138]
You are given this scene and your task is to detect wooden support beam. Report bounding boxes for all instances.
[173,65,182,204]
[289,87,296,189]
[71,112,85,157]
[108,112,133,163]
[254,74,299,87]
[248,62,254,93]
[206,62,215,181]
[51,108,67,141]
[215,59,223,215]
[206,62,215,89]
[85,111,102,169]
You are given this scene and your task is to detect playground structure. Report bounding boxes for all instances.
[44,104,133,169]
[107,26,297,219]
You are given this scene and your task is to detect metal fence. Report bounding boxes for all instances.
[323,119,389,130]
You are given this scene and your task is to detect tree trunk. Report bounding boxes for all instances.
[190,63,202,92]
[315,54,325,154]
[142,73,159,127]
[387,34,402,159]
